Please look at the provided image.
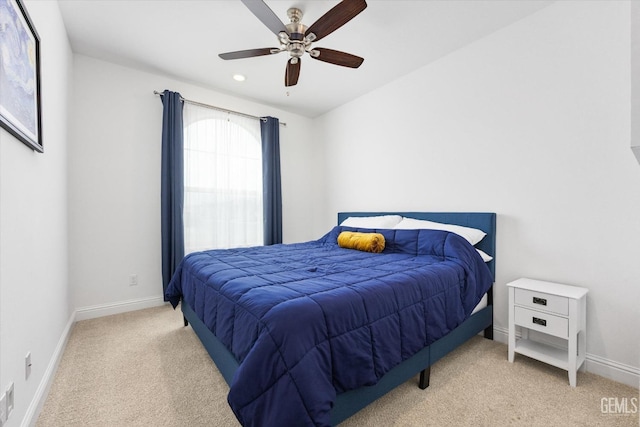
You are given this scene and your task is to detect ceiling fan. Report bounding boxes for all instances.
[219,0,367,87]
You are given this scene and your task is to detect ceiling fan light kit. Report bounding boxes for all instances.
[219,0,367,87]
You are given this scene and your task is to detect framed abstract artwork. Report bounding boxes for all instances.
[0,0,43,152]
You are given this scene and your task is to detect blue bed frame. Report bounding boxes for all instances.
[179,212,496,425]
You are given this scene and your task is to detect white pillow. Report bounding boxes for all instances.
[477,249,493,262]
[393,217,487,246]
[340,215,403,229]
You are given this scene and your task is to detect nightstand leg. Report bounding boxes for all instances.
[508,328,515,362]
[568,300,578,387]
[508,288,515,362]
[568,337,577,386]
[568,333,578,386]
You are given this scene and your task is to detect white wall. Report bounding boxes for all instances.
[69,56,318,312]
[632,1,640,162]
[0,0,73,425]
[314,1,640,384]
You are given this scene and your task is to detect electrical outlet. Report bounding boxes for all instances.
[0,392,6,424]
[26,352,32,380]
[6,384,13,418]
[129,274,138,286]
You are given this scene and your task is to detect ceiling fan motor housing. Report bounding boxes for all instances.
[285,8,308,59]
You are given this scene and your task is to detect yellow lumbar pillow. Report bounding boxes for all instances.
[337,231,386,253]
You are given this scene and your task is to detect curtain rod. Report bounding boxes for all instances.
[153,91,286,127]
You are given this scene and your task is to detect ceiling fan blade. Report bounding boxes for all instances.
[306,0,367,42]
[241,0,288,36]
[219,48,280,60]
[285,58,301,87]
[310,48,364,68]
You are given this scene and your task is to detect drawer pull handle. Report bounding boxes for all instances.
[532,317,547,327]
[533,297,547,306]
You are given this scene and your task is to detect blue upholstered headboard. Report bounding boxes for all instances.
[337,212,496,278]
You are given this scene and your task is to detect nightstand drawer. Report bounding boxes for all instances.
[514,306,568,338]
[515,288,568,316]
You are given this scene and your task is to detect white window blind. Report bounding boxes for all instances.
[183,103,263,254]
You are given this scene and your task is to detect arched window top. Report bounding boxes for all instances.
[185,117,260,155]
[184,108,261,142]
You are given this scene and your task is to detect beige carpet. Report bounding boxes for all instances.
[37,305,639,427]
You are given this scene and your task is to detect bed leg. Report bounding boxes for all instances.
[484,286,494,340]
[484,324,493,340]
[183,316,189,327]
[419,367,430,390]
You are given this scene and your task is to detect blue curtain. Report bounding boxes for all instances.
[160,90,185,298]
[261,116,282,245]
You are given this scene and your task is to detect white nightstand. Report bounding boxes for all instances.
[507,278,588,387]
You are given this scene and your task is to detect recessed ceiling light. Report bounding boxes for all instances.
[233,74,246,82]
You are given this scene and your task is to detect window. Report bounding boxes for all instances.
[183,103,263,254]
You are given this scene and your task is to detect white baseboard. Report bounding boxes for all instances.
[75,296,167,321]
[585,354,640,389]
[23,296,167,426]
[22,310,76,427]
[493,326,640,389]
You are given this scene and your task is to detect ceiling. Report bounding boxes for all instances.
[57,0,553,118]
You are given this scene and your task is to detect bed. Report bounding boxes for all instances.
[165,211,496,426]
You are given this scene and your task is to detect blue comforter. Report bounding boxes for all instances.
[165,226,493,427]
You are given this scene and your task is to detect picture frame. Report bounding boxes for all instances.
[0,0,43,152]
